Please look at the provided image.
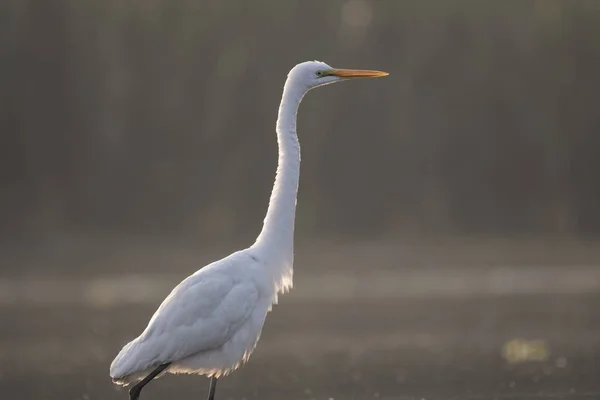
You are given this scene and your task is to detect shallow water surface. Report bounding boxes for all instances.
[1,246,599,400]
[2,279,599,399]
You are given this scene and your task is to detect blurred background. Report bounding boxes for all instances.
[1,1,600,399]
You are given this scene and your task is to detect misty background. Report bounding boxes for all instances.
[1,1,600,399]
[2,0,600,246]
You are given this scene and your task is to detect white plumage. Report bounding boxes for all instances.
[110,250,284,383]
[109,60,387,399]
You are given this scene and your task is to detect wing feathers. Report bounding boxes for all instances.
[110,270,259,380]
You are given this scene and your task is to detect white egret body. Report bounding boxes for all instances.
[109,61,388,400]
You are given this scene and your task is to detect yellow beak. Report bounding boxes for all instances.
[328,68,389,78]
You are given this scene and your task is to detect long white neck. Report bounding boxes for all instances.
[253,78,305,292]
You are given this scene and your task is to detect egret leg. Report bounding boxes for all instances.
[207,376,218,400]
[129,363,171,400]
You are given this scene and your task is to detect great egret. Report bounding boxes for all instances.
[109,60,388,400]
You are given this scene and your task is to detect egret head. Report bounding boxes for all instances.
[287,60,388,92]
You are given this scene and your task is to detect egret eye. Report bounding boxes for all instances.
[316,71,324,77]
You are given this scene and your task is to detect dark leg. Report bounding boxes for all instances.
[207,376,218,400]
[129,363,171,400]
